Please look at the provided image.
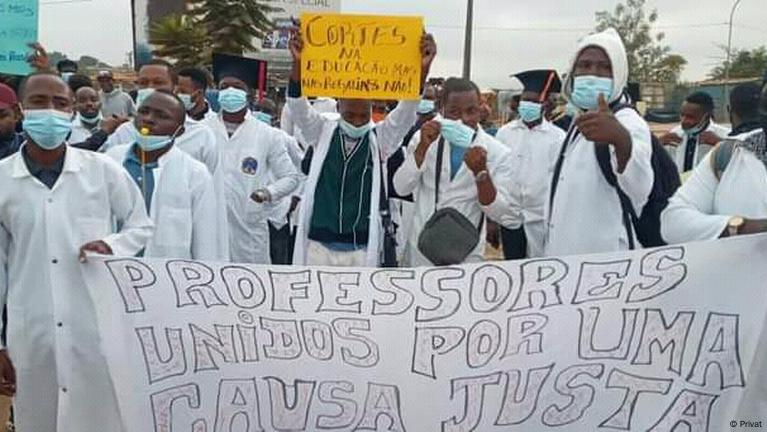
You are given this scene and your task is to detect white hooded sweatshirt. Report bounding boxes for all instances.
[544,28,654,256]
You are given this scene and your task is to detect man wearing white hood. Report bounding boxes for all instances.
[544,28,654,256]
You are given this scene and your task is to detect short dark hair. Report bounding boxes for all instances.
[729,83,761,120]
[67,74,93,93]
[56,59,78,73]
[146,88,186,124]
[441,77,481,106]
[139,59,178,85]
[178,67,209,91]
[685,91,714,113]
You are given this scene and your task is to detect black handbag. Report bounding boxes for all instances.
[417,138,483,265]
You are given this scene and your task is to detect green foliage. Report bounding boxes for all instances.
[595,0,686,83]
[149,14,210,67]
[148,0,281,67]
[710,46,767,80]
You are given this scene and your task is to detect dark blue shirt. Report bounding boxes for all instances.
[22,145,65,189]
[123,144,158,213]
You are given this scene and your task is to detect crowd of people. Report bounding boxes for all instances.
[0,23,766,431]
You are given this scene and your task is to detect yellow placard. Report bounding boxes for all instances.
[300,13,423,100]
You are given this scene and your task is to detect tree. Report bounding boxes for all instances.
[709,46,767,80]
[148,0,281,67]
[149,14,209,67]
[595,0,686,83]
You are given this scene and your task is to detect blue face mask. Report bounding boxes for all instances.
[218,87,249,113]
[339,118,371,139]
[518,101,543,123]
[80,111,103,125]
[417,99,436,114]
[136,88,154,108]
[133,125,180,152]
[571,75,613,111]
[23,109,73,150]
[178,93,195,112]
[438,118,475,148]
[683,117,709,136]
[61,72,74,83]
[254,111,273,125]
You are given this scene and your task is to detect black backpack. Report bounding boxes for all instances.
[594,104,681,248]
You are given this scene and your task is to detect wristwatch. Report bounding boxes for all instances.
[475,170,490,183]
[727,216,744,237]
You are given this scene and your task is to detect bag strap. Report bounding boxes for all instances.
[434,137,445,210]
[594,143,638,250]
[711,139,736,181]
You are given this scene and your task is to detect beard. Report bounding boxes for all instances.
[0,129,15,143]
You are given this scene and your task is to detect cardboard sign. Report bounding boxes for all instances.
[82,236,767,431]
[300,13,423,100]
[0,0,38,75]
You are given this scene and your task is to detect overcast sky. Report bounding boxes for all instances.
[38,0,767,88]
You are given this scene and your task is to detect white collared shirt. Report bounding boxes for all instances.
[496,119,566,225]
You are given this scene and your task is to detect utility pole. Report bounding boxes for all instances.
[462,0,474,79]
[724,0,743,104]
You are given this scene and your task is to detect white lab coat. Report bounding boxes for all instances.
[0,146,153,432]
[496,119,566,257]
[666,121,731,172]
[288,97,418,267]
[102,119,230,252]
[68,114,99,143]
[547,28,654,256]
[661,129,767,244]
[281,97,338,148]
[205,112,301,264]
[106,144,228,260]
[394,128,517,267]
[268,135,306,230]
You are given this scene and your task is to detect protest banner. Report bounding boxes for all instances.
[299,13,423,100]
[0,0,38,75]
[82,235,767,431]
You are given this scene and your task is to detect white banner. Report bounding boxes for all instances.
[82,236,767,431]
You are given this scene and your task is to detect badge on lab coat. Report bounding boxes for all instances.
[241,157,259,175]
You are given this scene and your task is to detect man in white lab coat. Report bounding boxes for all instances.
[253,98,306,264]
[660,91,730,173]
[661,79,767,244]
[545,28,654,256]
[69,86,103,142]
[106,89,226,260]
[286,32,437,267]
[394,77,515,267]
[206,53,301,264]
[495,69,566,259]
[177,66,218,124]
[0,73,153,432]
[103,61,220,176]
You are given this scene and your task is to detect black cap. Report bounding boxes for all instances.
[511,69,562,99]
[212,53,267,90]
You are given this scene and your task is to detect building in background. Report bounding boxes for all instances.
[131,0,187,67]
[251,0,342,93]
